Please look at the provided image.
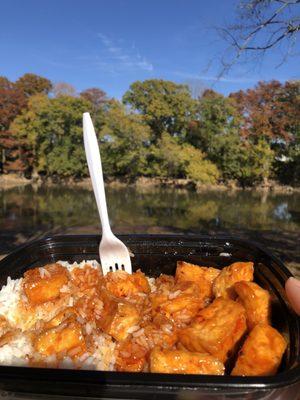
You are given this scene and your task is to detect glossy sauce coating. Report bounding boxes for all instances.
[231,324,287,376]
[213,262,254,299]
[0,260,286,376]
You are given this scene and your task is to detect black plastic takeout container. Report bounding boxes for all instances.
[0,234,299,400]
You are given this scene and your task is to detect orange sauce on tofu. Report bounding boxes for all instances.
[7,260,285,376]
[23,264,69,305]
[34,320,85,357]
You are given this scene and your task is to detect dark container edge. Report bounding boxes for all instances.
[0,233,299,396]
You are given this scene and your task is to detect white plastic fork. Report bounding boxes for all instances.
[83,112,132,275]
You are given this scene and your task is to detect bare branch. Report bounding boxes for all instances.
[217,0,300,74]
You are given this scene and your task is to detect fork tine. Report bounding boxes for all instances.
[100,244,132,275]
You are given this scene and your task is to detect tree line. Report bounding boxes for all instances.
[0,73,299,187]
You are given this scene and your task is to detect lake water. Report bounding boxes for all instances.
[0,185,299,267]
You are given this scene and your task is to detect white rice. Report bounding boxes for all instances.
[132,328,144,337]
[58,356,75,369]
[127,325,140,334]
[85,323,92,335]
[39,268,45,278]
[58,259,100,272]
[0,277,23,326]
[93,334,116,371]
[0,260,125,372]
[169,290,181,299]
[147,277,156,293]
[0,260,150,372]
[0,333,32,366]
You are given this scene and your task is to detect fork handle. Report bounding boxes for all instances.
[83,112,112,237]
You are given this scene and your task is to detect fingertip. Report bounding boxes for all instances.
[285,277,300,316]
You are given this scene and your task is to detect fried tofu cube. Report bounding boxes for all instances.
[231,324,287,376]
[105,270,150,298]
[151,281,205,326]
[234,281,270,329]
[34,321,85,356]
[179,298,247,362]
[23,263,69,305]
[150,348,225,375]
[108,302,141,341]
[176,261,220,300]
[116,340,148,372]
[132,270,151,293]
[98,291,141,341]
[213,262,254,299]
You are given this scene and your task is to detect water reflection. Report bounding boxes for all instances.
[273,203,291,221]
[0,185,299,255]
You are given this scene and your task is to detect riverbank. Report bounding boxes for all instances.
[0,174,299,193]
[1,183,298,277]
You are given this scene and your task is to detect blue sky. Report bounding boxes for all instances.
[0,0,299,98]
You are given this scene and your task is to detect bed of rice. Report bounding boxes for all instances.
[0,260,117,370]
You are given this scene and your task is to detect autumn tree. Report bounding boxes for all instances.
[123,79,197,142]
[1,73,53,174]
[1,72,298,186]
[230,80,299,143]
[52,82,76,97]
[0,77,26,132]
[0,77,27,173]
[80,88,107,110]
[80,87,108,132]
[15,73,52,97]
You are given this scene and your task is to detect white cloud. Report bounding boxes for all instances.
[172,70,258,84]
[97,33,153,72]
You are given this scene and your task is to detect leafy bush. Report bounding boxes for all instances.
[148,133,219,184]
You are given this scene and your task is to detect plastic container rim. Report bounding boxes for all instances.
[0,233,299,391]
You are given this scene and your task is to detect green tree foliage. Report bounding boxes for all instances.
[188,90,275,186]
[11,95,91,177]
[15,73,52,97]
[123,79,197,141]
[1,73,299,187]
[232,139,274,187]
[230,80,300,185]
[98,100,151,178]
[149,132,220,184]
[187,89,241,154]
[274,131,300,186]
[202,132,274,186]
